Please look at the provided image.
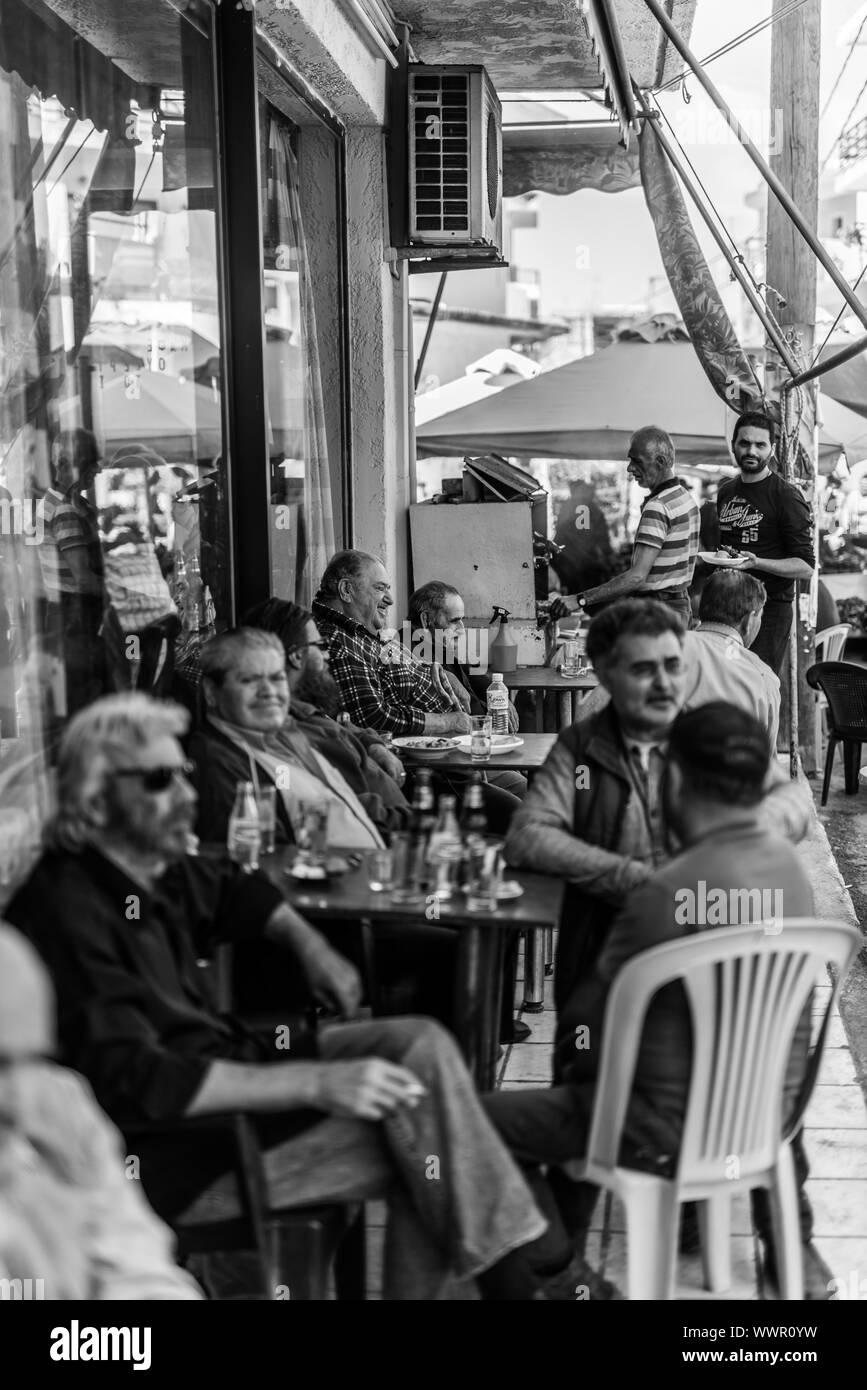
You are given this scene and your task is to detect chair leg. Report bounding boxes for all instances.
[544,926,554,976]
[766,1145,804,1301]
[843,740,862,795]
[821,736,837,806]
[698,1195,731,1292]
[334,1210,367,1300]
[622,1182,679,1299]
[522,929,546,1012]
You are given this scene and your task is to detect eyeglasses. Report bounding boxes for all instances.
[113,760,195,793]
[288,640,329,653]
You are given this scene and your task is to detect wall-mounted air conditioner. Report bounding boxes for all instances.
[407,65,502,252]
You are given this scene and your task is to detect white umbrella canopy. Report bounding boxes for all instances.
[414,348,539,428]
[417,338,859,474]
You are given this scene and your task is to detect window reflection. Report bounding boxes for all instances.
[0,0,226,893]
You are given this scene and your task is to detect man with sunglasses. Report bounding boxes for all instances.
[5,692,559,1300]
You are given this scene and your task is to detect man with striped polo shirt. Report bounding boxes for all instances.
[550,426,700,629]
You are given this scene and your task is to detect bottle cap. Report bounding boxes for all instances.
[492,672,503,682]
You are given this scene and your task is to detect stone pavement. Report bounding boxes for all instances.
[498,768,867,1301]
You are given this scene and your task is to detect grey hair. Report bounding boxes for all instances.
[198,628,285,686]
[630,425,675,469]
[409,580,460,629]
[44,693,190,853]
[316,549,380,601]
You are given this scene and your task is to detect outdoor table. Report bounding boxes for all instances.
[503,667,598,732]
[264,846,565,1090]
[398,732,556,776]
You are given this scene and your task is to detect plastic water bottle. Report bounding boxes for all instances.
[486,672,509,735]
[227,780,261,872]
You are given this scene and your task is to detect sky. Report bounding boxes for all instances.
[532,0,867,320]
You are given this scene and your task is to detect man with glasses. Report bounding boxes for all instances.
[5,692,559,1300]
[242,597,411,811]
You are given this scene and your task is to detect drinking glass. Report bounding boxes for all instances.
[367,848,394,893]
[294,802,329,873]
[390,831,425,903]
[470,714,493,762]
[561,639,583,678]
[255,786,277,855]
[465,837,504,912]
[430,841,465,899]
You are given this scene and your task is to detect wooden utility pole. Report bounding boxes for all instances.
[765,0,821,770]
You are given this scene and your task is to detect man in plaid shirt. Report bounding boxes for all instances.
[313,551,471,738]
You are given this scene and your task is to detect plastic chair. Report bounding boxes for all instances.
[805,660,867,805]
[562,920,860,1300]
[812,626,850,771]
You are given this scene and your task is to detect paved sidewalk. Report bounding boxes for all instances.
[500,780,867,1300]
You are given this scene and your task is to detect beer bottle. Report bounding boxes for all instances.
[460,773,488,840]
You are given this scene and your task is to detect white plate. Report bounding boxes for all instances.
[698,550,753,568]
[392,736,460,758]
[453,734,524,753]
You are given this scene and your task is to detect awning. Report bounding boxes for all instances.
[417,338,859,472]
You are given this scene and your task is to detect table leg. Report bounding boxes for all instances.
[557,691,572,729]
[454,925,506,1090]
[522,928,546,1012]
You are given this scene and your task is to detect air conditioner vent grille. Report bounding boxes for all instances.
[411,70,470,234]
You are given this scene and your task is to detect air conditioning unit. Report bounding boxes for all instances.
[407,65,502,251]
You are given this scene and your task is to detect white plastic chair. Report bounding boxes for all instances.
[814,625,850,768]
[563,920,860,1300]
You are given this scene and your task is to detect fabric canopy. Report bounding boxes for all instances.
[417,339,857,473]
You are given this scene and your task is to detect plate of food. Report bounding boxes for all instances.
[699,547,754,568]
[392,735,460,760]
[453,734,524,754]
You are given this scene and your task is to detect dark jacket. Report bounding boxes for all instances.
[189,718,402,847]
[290,697,411,829]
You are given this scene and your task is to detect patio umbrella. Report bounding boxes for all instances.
[60,373,223,461]
[415,349,539,429]
[417,339,857,473]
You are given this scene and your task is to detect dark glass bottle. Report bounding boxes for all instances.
[460,773,488,839]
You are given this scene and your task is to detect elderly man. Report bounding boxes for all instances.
[0,924,203,1301]
[312,550,470,738]
[550,426,700,629]
[5,692,560,1301]
[575,571,781,752]
[504,599,811,1036]
[716,411,814,670]
[190,628,458,1025]
[242,597,411,823]
[488,703,832,1299]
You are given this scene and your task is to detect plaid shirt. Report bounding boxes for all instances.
[312,600,451,736]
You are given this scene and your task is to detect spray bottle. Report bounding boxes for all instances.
[489,606,518,674]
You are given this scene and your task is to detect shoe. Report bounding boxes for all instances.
[541,1254,626,1301]
[500,1019,532,1043]
[760,1238,836,1300]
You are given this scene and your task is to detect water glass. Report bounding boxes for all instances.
[470,714,493,762]
[430,841,465,899]
[255,786,277,855]
[367,848,394,893]
[561,639,583,678]
[294,802,329,872]
[465,837,504,913]
[390,830,425,903]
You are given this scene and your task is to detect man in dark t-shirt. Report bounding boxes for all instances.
[716,412,814,670]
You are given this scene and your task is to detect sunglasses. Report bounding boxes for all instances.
[113,760,195,793]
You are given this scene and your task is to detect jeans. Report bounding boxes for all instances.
[750,599,793,671]
[179,1017,547,1299]
[483,1085,815,1257]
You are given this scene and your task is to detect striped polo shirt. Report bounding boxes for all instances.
[633,477,700,594]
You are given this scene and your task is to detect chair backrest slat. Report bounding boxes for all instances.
[585,921,859,1185]
[815,625,850,664]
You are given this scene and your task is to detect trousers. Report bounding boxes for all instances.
[179,1016,546,1299]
